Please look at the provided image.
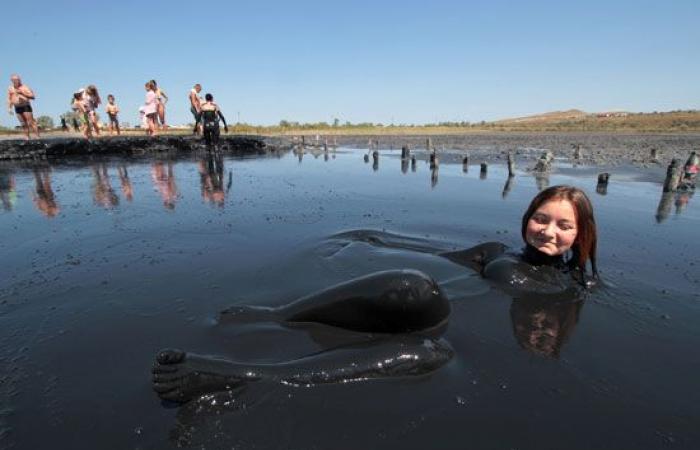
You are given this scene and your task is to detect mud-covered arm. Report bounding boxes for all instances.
[438,242,507,273]
[218,110,228,131]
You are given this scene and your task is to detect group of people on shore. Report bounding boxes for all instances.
[6,74,228,145]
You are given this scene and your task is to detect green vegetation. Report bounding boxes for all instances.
[36,116,54,129]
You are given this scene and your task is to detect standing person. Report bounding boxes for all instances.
[6,74,40,140]
[150,80,168,129]
[105,94,120,135]
[60,117,69,132]
[72,90,91,140]
[143,81,159,136]
[83,85,101,136]
[188,83,202,135]
[200,93,228,148]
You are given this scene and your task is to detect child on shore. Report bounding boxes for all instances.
[83,85,101,136]
[105,95,120,135]
[72,90,91,140]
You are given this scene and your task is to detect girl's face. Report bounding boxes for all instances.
[525,199,578,256]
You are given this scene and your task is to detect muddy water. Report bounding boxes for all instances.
[0,148,698,449]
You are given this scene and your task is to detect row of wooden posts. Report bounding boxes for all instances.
[294,135,696,195]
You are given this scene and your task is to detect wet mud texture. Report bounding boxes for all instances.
[331,132,700,167]
[1,149,699,449]
[0,135,282,160]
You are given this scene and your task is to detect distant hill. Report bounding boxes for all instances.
[496,109,590,124]
[491,109,700,131]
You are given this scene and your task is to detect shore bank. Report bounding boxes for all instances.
[0,135,282,160]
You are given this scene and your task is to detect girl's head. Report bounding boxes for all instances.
[521,185,597,275]
[107,94,115,103]
[86,85,98,95]
[150,79,158,88]
[145,81,154,91]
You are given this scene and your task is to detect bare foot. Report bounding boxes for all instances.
[152,349,257,403]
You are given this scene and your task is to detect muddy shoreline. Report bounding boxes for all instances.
[0,135,285,160]
[326,132,700,167]
[1,133,698,166]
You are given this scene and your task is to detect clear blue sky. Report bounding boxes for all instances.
[2,0,698,127]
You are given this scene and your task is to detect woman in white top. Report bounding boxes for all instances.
[143,81,158,136]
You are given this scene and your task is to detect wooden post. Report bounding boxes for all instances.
[426,138,431,152]
[663,159,681,192]
[401,145,410,160]
[651,148,659,162]
[574,144,582,160]
[462,156,469,173]
[596,173,610,195]
[411,155,416,171]
[364,153,369,163]
[430,151,438,169]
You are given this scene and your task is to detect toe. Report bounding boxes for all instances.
[157,348,185,364]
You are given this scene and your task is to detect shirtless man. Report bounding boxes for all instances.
[7,75,39,139]
[188,83,202,135]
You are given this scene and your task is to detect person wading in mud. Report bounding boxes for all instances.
[7,74,40,140]
[200,93,228,148]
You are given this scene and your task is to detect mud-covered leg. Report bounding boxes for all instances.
[152,336,453,403]
[219,269,450,334]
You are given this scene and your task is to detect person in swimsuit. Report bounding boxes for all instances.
[152,185,598,403]
[105,95,120,135]
[144,81,159,136]
[189,84,203,135]
[150,80,169,129]
[200,93,228,148]
[83,85,101,137]
[6,74,40,140]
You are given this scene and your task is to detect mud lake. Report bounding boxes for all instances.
[1,146,699,449]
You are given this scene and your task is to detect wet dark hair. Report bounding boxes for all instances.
[521,185,598,276]
[205,93,213,101]
[107,94,114,101]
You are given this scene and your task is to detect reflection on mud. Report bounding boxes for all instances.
[91,164,119,208]
[502,175,514,199]
[510,298,584,358]
[117,166,133,202]
[534,172,549,191]
[0,167,16,211]
[32,167,59,217]
[198,151,231,207]
[656,188,695,222]
[0,152,697,223]
[151,161,178,209]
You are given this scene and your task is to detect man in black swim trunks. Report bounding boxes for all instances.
[7,74,40,140]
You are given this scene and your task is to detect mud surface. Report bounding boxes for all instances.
[1,143,699,449]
